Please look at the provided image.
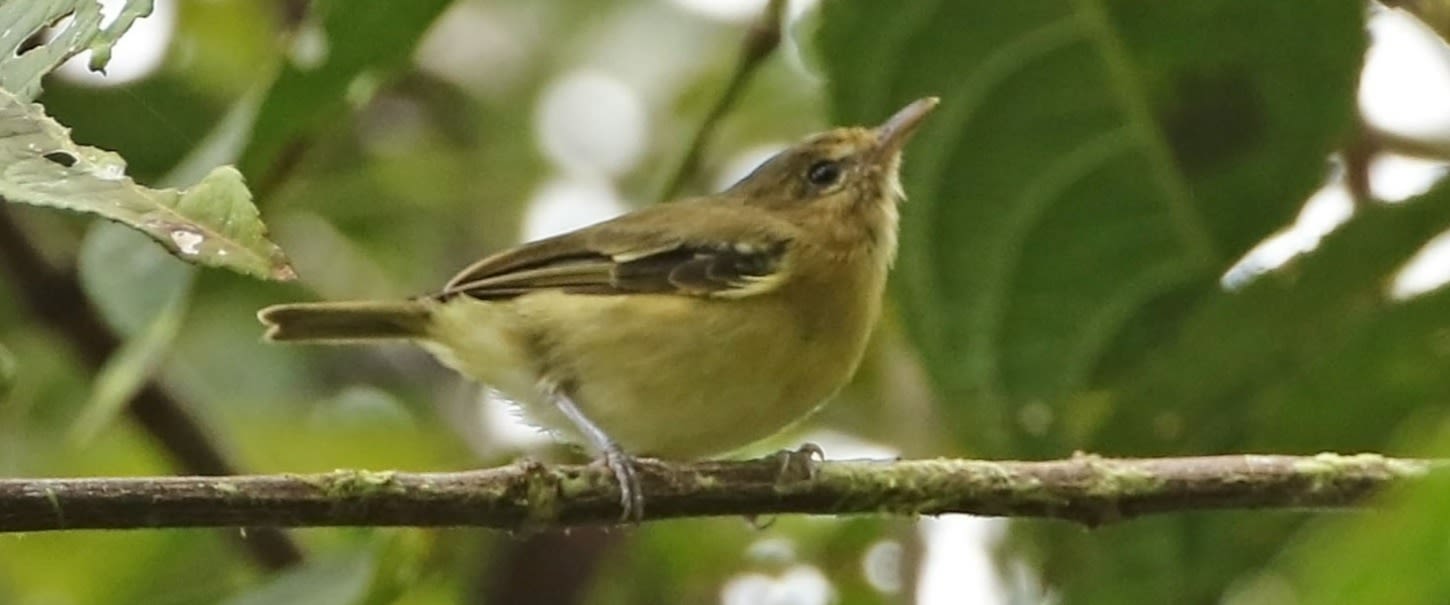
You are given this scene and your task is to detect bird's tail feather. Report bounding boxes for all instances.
[258,301,432,342]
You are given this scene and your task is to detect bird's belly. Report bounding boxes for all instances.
[519,292,863,458]
[426,292,869,459]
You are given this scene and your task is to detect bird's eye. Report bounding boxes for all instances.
[806,160,842,187]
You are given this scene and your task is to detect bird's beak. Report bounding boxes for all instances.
[874,96,939,158]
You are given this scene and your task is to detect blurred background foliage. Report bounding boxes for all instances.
[2,0,1450,603]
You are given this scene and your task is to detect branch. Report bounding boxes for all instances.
[657,0,787,201]
[0,208,304,569]
[0,453,1434,532]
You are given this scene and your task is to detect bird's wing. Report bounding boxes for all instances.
[438,203,798,300]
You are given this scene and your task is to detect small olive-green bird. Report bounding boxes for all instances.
[259,97,938,519]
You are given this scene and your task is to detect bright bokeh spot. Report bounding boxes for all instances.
[669,0,768,22]
[521,177,629,241]
[745,538,797,565]
[917,516,1009,605]
[720,565,834,605]
[795,429,898,460]
[56,0,175,86]
[288,22,329,71]
[670,0,821,23]
[416,1,539,97]
[535,70,649,177]
[862,540,904,594]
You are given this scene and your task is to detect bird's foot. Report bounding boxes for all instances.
[774,442,825,485]
[600,445,645,523]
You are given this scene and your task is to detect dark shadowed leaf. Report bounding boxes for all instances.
[237,0,455,185]
[818,1,1363,453]
[814,3,1450,603]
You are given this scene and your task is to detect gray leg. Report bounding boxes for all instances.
[549,389,644,522]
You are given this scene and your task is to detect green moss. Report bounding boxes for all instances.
[1292,453,1410,494]
[317,470,405,498]
[1081,460,1165,499]
[43,486,64,527]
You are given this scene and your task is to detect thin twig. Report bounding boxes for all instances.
[1364,122,1450,161]
[0,453,1433,532]
[0,207,304,570]
[657,0,787,201]
[1343,120,1377,209]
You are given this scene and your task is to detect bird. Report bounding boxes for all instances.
[257,97,939,521]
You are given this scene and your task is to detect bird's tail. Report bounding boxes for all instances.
[258,301,433,342]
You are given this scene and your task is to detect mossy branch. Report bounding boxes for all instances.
[0,452,1435,532]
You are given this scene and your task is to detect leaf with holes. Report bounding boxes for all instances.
[0,0,155,101]
[0,88,294,280]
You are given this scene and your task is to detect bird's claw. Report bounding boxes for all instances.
[775,442,825,484]
[601,446,644,523]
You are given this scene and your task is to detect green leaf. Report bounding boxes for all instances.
[1099,187,1450,456]
[0,88,295,280]
[237,0,455,185]
[69,223,194,445]
[818,1,1364,453]
[76,222,194,333]
[0,0,155,101]
[68,288,186,446]
[0,341,15,402]
[222,551,375,605]
[815,3,1450,603]
[1006,188,1450,603]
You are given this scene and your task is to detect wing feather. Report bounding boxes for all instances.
[437,202,796,300]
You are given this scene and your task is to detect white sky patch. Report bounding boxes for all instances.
[1391,230,1450,299]
[1226,10,1450,291]
[1369,153,1448,202]
[1361,8,1450,140]
[1222,184,1354,290]
[56,0,175,87]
